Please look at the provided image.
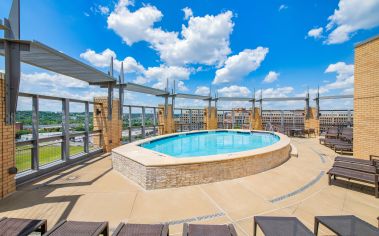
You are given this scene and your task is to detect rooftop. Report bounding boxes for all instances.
[1,138,378,235]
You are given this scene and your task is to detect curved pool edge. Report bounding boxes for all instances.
[111,129,291,190]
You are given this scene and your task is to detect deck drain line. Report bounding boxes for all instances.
[269,171,325,203]
[310,147,327,163]
[162,212,225,225]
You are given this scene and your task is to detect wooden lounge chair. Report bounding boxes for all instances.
[44,220,109,236]
[335,155,378,166]
[328,161,379,198]
[253,216,314,236]
[314,215,379,236]
[113,223,169,236]
[325,127,338,139]
[323,138,347,148]
[183,223,237,236]
[333,143,353,155]
[0,217,47,235]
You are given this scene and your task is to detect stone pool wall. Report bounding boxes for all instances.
[112,143,291,190]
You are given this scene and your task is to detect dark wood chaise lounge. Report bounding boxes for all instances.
[314,215,379,236]
[333,143,353,155]
[113,223,169,236]
[183,223,237,236]
[335,155,379,166]
[325,127,339,139]
[44,220,109,236]
[253,216,314,236]
[0,217,47,235]
[328,160,379,198]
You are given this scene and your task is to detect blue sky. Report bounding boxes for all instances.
[1,0,379,111]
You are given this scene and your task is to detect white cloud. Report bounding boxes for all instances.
[324,62,354,90]
[143,66,190,91]
[256,87,294,98]
[263,71,279,83]
[177,81,189,92]
[213,47,269,84]
[20,72,88,90]
[99,5,110,15]
[194,86,210,96]
[107,1,234,66]
[318,0,379,44]
[307,27,323,39]
[278,4,288,11]
[80,48,144,73]
[182,7,193,20]
[80,48,190,90]
[218,85,251,97]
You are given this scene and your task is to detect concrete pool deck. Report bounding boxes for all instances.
[0,137,378,235]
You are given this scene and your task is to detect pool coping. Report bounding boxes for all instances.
[112,129,290,167]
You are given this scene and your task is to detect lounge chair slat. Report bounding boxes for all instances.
[113,223,168,236]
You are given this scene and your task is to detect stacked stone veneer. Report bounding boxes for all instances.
[93,97,122,152]
[304,107,320,135]
[249,108,263,130]
[112,144,291,189]
[0,74,16,198]
[354,36,379,159]
[204,107,218,130]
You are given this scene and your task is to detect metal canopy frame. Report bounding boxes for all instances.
[0,0,117,123]
[0,40,115,84]
[314,89,354,119]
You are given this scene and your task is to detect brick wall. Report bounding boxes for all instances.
[204,107,217,130]
[157,104,175,134]
[93,97,122,152]
[249,108,263,130]
[0,73,17,198]
[354,36,379,159]
[304,107,320,135]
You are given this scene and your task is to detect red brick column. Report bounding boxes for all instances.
[0,73,17,198]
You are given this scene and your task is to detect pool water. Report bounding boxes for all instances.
[140,131,280,158]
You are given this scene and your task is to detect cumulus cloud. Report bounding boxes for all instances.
[107,1,234,66]
[218,85,251,97]
[80,48,144,73]
[80,48,190,91]
[20,72,88,90]
[213,47,269,84]
[182,7,193,20]
[194,86,210,96]
[256,87,294,98]
[309,0,379,44]
[263,71,279,83]
[307,27,323,39]
[145,66,190,91]
[324,62,354,90]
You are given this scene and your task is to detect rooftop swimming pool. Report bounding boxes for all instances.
[140,131,280,157]
[113,130,291,189]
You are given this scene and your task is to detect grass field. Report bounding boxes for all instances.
[16,145,84,172]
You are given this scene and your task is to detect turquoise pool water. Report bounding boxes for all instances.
[140,131,280,158]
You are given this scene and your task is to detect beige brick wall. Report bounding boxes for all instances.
[0,74,17,198]
[93,97,122,152]
[157,105,175,134]
[204,107,217,130]
[304,107,320,135]
[249,108,263,130]
[354,36,379,159]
